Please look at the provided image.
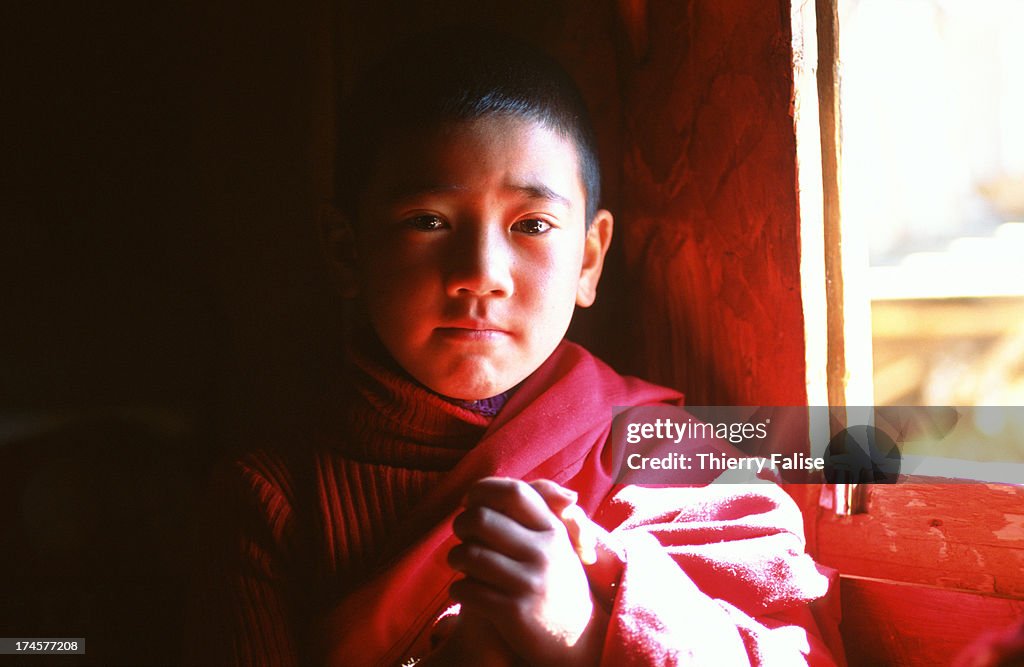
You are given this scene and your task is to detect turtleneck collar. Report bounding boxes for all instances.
[329,327,517,468]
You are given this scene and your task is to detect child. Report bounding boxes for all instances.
[184,30,838,666]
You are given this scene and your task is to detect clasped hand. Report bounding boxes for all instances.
[443,477,606,666]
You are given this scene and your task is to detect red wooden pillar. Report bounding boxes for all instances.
[612,0,809,406]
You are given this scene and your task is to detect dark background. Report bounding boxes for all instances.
[4,2,344,446]
[3,3,340,664]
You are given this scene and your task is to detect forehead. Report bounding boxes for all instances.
[363,116,585,210]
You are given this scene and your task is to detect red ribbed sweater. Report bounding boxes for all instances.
[184,340,499,666]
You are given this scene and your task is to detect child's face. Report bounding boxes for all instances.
[348,116,611,400]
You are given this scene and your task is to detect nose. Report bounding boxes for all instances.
[444,225,514,298]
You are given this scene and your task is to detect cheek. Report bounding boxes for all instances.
[520,244,584,315]
[541,241,584,288]
[361,246,436,301]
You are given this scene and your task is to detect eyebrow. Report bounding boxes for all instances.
[383,183,468,200]
[383,181,572,209]
[506,182,572,209]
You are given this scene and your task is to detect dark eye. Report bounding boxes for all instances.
[405,214,447,231]
[512,219,552,235]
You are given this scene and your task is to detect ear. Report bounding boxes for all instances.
[576,209,614,308]
[318,203,360,298]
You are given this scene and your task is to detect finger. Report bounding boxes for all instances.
[559,503,598,565]
[449,577,517,628]
[452,505,547,562]
[527,480,598,565]
[464,478,557,532]
[447,542,535,594]
[528,479,578,514]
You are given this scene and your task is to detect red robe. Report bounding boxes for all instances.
[183,339,840,666]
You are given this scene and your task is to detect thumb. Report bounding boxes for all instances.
[528,479,598,565]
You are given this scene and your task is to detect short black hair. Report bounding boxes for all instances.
[336,29,602,226]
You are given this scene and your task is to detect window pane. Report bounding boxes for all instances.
[840,0,1024,411]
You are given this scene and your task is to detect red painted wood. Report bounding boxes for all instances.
[815,484,1024,598]
[840,575,1024,667]
[615,0,808,406]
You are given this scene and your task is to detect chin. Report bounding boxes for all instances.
[431,365,519,401]
[438,377,508,401]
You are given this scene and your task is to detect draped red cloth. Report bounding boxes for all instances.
[183,339,841,666]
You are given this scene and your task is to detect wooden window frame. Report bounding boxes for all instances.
[795,1,1024,663]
